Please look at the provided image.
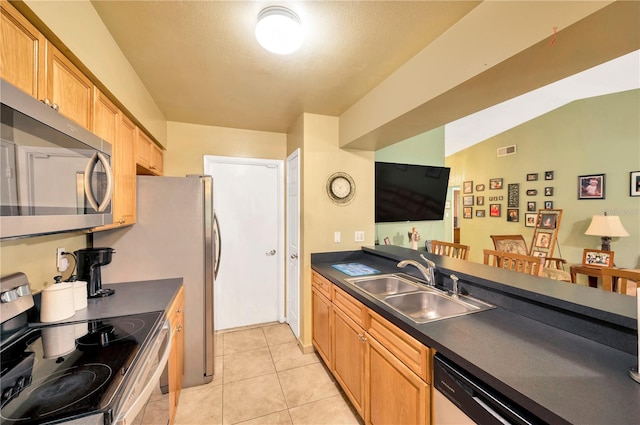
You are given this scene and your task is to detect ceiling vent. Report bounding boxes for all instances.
[497,145,517,157]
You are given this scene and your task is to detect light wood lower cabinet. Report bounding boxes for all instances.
[167,286,185,425]
[332,304,366,416]
[311,271,431,425]
[367,335,429,425]
[311,285,332,366]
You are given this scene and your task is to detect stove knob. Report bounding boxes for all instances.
[0,289,18,303]
[2,387,14,402]
[16,377,25,390]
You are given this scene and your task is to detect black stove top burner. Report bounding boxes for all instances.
[0,311,163,425]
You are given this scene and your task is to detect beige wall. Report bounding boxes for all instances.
[165,121,287,176]
[297,113,375,348]
[0,232,87,292]
[447,90,640,272]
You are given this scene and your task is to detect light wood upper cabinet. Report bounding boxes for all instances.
[45,41,93,130]
[0,0,45,98]
[168,286,185,425]
[116,114,137,225]
[92,89,136,228]
[136,129,164,176]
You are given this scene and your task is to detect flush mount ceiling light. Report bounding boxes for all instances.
[255,6,303,55]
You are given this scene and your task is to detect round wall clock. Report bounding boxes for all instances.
[326,172,356,204]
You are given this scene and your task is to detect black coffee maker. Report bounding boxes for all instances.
[75,248,116,298]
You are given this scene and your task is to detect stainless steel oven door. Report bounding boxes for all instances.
[114,320,172,425]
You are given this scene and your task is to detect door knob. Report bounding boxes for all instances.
[290,254,298,259]
[266,249,276,256]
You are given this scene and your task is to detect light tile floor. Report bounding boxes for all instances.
[174,323,362,425]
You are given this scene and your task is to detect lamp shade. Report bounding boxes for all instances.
[255,6,303,55]
[585,215,629,237]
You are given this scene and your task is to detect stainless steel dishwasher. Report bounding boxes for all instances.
[433,353,543,425]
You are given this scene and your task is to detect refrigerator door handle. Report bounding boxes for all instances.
[213,212,221,279]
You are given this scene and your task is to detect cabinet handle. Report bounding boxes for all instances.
[150,165,157,170]
[357,333,368,343]
[51,103,59,111]
[176,324,183,333]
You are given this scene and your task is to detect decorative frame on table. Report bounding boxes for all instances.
[527,201,536,212]
[545,171,554,180]
[475,184,485,192]
[489,178,503,190]
[476,196,484,206]
[463,207,473,219]
[631,171,640,197]
[507,208,519,222]
[544,187,554,196]
[544,201,553,209]
[534,232,552,249]
[507,183,519,207]
[463,181,473,194]
[540,213,556,229]
[532,251,547,258]
[582,249,614,268]
[463,196,474,206]
[476,209,485,218]
[489,204,501,217]
[578,173,605,200]
[525,213,537,227]
[526,173,538,181]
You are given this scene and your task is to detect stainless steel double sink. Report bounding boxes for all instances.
[344,273,494,324]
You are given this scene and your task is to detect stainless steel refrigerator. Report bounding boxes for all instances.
[94,175,217,388]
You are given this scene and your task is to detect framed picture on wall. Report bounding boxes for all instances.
[527,201,536,212]
[463,181,473,194]
[544,201,554,209]
[525,213,537,227]
[490,204,501,217]
[463,207,473,219]
[507,208,519,222]
[630,171,640,196]
[475,184,485,192]
[526,173,538,181]
[578,174,605,199]
[476,196,485,206]
[489,178,503,190]
[463,196,474,206]
[545,171,554,180]
[476,209,485,217]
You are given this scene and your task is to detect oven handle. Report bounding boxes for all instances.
[114,320,172,424]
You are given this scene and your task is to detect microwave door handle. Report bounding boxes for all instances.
[95,152,113,212]
[83,153,100,212]
[83,152,114,213]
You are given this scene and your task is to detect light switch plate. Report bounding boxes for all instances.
[355,231,365,242]
[334,231,341,243]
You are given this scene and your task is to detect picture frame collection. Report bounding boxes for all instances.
[462,171,554,221]
[461,169,636,221]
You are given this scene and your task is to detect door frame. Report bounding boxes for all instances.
[286,148,300,338]
[203,155,285,324]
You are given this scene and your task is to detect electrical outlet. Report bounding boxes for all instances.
[56,248,69,272]
[334,231,341,243]
[355,231,365,242]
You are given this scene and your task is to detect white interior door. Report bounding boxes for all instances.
[205,156,284,330]
[286,149,300,338]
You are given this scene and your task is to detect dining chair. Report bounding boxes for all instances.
[430,240,470,260]
[489,235,570,281]
[483,249,546,277]
[600,268,640,295]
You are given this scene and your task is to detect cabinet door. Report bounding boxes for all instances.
[367,336,429,425]
[0,0,45,98]
[150,143,164,175]
[45,41,93,130]
[115,114,137,225]
[312,286,332,367]
[333,305,366,416]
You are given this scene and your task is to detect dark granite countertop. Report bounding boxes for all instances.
[312,247,640,425]
[31,278,183,324]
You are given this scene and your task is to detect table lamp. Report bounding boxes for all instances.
[584,213,629,251]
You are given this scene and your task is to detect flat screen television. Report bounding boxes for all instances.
[375,162,450,223]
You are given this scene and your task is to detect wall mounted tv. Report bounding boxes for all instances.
[375,162,451,223]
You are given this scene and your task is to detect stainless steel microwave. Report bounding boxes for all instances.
[1,79,113,239]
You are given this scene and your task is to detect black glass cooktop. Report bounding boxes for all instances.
[0,311,163,425]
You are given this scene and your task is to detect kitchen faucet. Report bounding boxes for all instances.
[397,256,437,286]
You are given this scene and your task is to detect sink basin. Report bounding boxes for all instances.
[344,272,494,324]
[345,274,421,296]
[384,291,489,323]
